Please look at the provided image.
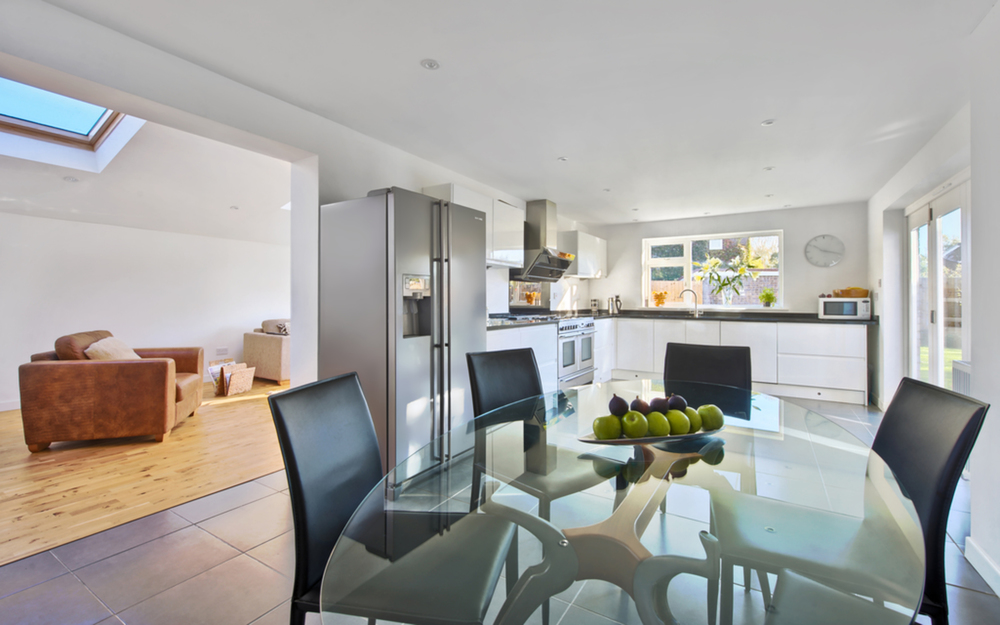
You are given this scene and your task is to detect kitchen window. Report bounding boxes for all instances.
[642,230,783,308]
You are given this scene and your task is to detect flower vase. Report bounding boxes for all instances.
[720,287,735,307]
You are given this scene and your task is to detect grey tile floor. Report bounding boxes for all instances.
[1,397,999,625]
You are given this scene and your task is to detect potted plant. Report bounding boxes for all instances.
[759,288,776,307]
[694,244,762,306]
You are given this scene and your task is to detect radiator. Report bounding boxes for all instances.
[953,360,972,396]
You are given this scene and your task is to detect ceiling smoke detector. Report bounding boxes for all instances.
[420,59,440,70]
[763,166,775,171]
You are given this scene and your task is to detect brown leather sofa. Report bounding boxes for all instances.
[18,331,204,452]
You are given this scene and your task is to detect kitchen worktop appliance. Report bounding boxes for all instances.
[319,187,486,483]
[818,296,871,320]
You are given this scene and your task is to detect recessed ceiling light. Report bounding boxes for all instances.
[420,59,440,70]
[784,204,792,208]
[230,205,240,210]
[761,119,776,126]
[603,188,611,192]
[556,156,569,162]
[765,194,774,198]
[63,176,78,182]
[631,208,639,211]
[632,219,638,222]
[763,166,775,171]
[704,212,711,215]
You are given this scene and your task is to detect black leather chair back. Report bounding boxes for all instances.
[467,348,544,417]
[664,342,752,390]
[268,373,384,601]
[873,377,988,620]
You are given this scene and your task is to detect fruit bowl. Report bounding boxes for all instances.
[832,287,869,298]
[578,426,725,446]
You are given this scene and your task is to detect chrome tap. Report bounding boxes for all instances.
[679,288,700,318]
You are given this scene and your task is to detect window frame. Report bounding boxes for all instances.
[0,109,124,151]
[641,229,784,309]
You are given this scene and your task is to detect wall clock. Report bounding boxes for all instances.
[804,234,845,267]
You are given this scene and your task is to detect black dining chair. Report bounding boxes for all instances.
[664,342,752,391]
[268,372,518,625]
[711,377,989,625]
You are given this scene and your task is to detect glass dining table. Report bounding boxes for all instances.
[320,380,925,625]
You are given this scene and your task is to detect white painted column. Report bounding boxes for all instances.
[290,156,319,387]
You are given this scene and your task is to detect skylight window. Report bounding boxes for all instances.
[0,77,122,149]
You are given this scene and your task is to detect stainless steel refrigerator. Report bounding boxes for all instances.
[319,187,486,485]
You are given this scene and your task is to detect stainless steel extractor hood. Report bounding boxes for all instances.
[511,199,574,282]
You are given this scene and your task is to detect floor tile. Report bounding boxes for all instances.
[52,510,190,571]
[483,591,571,625]
[94,618,125,625]
[946,541,994,594]
[0,551,69,600]
[0,573,112,625]
[198,492,293,552]
[948,509,972,551]
[247,530,295,578]
[553,604,621,625]
[944,584,1000,624]
[116,555,291,625]
[255,470,289,492]
[74,525,239,612]
[172,480,278,524]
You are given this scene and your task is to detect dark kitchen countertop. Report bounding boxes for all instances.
[487,309,877,329]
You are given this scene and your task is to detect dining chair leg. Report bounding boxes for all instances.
[743,566,752,593]
[470,466,483,512]
[757,569,772,608]
[708,575,719,625]
[720,561,734,625]
[506,526,519,596]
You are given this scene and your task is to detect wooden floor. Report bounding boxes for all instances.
[0,379,287,567]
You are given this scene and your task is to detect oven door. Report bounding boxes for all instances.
[558,333,580,379]
[559,367,594,391]
[578,332,595,371]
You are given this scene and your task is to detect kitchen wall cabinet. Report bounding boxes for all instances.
[558,231,607,278]
[595,318,615,382]
[423,184,524,268]
[486,324,558,394]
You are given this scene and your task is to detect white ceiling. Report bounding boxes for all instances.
[36,1,997,225]
[0,121,291,245]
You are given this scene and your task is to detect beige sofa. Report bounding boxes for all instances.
[243,319,290,383]
[18,331,204,452]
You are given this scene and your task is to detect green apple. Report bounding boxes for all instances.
[702,446,726,466]
[646,411,670,436]
[592,415,622,440]
[698,404,725,431]
[685,406,702,432]
[665,409,691,435]
[621,410,649,438]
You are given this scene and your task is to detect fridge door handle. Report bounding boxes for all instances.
[445,201,453,444]
[430,200,444,449]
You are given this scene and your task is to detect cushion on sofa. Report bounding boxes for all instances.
[85,337,142,361]
[261,319,291,335]
[55,330,113,361]
[175,373,201,402]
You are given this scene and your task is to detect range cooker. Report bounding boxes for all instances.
[557,317,595,391]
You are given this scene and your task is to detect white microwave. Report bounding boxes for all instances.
[818,297,871,320]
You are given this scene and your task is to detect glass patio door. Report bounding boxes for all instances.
[907,182,969,389]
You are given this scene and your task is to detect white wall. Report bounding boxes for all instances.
[0,212,290,410]
[866,106,971,408]
[966,0,1000,595]
[585,202,868,312]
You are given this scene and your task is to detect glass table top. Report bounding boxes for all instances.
[321,380,924,625]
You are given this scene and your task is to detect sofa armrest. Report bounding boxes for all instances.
[18,358,176,444]
[134,347,204,377]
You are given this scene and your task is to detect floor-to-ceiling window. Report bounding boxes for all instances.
[908,180,970,390]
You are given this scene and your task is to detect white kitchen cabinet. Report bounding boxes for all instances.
[777,323,867,358]
[653,320,686,374]
[558,231,607,278]
[684,320,721,346]
[616,319,655,373]
[486,324,558,394]
[595,318,615,382]
[491,199,525,268]
[720,322,778,383]
[777,354,867,391]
